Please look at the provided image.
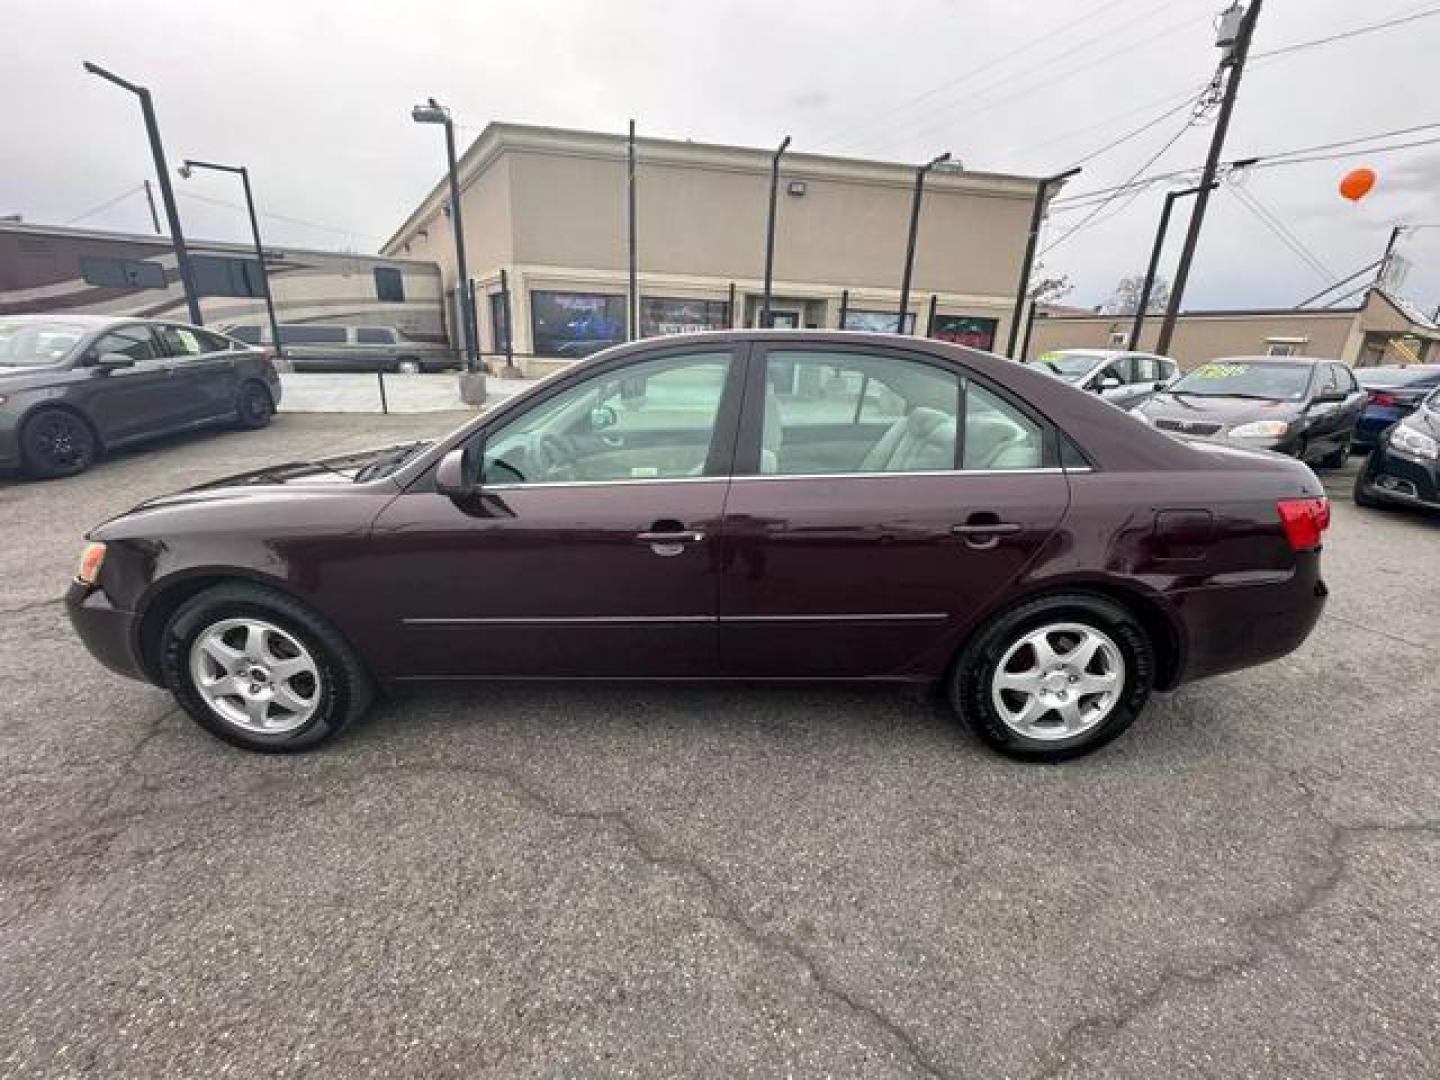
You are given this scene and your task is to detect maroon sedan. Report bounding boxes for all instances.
[66,331,1330,761]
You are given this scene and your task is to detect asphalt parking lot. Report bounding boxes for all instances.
[1,414,1437,1079]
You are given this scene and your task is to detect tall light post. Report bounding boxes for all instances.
[178,159,283,358]
[761,135,791,328]
[412,98,480,373]
[897,152,951,333]
[1005,165,1081,358]
[1127,181,1216,349]
[83,61,203,324]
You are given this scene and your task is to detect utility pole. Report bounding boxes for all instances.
[627,119,639,340]
[897,153,950,333]
[1005,165,1081,358]
[412,98,481,373]
[1374,224,1404,292]
[761,136,791,328]
[84,61,203,324]
[1128,181,1216,349]
[141,180,162,234]
[1156,0,1263,356]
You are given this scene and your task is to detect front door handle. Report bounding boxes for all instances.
[636,530,705,544]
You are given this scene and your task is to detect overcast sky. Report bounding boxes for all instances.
[5,0,1438,315]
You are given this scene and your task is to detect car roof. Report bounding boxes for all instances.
[0,313,216,332]
[1205,355,1341,365]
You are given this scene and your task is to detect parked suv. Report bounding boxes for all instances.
[0,314,280,479]
[227,324,456,374]
[1023,348,1178,410]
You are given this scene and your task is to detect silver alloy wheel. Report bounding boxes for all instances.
[188,617,322,734]
[990,622,1125,741]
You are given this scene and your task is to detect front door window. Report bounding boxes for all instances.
[481,350,733,485]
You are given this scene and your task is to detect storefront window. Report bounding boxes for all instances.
[640,297,730,337]
[932,315,998,350]
[843,309,915,334]
[531,290,626,358]
[489,292,510,352]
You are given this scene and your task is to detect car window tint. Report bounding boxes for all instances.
[92,326,160,362]
[1338,365,1359,393]
[159,325,206,356]
[1319,365,1341,395]
[228,325,263,345]
[1134,357,1159,381]
[356,328,395,345]
[762,350,959,475]
[194,330,235,353]
[481,351,731,485]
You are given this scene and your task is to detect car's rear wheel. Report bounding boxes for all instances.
[235,381,274,429]
[160,583,372,752]
[949,593,1155,762]
[20,407,97,479]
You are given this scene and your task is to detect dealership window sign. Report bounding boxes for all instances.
[531,290,627,358]
[843,309,916,334]
[931,315,997,350]
[640,297,730,338]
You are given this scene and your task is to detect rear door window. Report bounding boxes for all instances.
[92,325,162,363]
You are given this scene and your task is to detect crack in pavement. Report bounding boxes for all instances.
[1321,610,1426,651]
[1,754,954,1080]
[1032,760,1440,1080]
[0,597,63,619]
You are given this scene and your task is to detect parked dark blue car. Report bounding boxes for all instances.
[1355,365,1440,447]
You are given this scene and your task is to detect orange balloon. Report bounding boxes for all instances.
[1339,167,1376,203]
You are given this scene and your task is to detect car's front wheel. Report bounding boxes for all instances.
[20,407,98,479]
[160,583,372,752]
[949,593,1155,762]
[234,381,274,430]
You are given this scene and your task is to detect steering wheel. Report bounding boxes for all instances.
[525,431,578,480]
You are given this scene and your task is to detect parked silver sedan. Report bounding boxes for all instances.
[1023,348,1178,410]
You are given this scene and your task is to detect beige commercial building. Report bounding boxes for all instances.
[382,123,1052,375]
[1027,288,1440,370]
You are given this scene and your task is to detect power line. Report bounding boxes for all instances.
[1251,133,1440,167]
[1228,186,1332,280]
[66,184,145,226]
[1233,184,1336,277]
[1251,4,1440,61]
[987,79,1211,163]
[812,0,1142,151]
[176,190,381,240]
[1069,91,1209,167]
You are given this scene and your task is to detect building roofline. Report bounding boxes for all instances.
[1036,305,1364,320]
[381,121,1056,254]
[0,219,436,266]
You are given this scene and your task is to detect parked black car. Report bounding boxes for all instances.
[1354,385,1440,512]
[0,314,280,479]
[1134,356,1364,467]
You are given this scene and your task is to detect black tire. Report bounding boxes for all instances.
[1318,433,1352,470]
[20,407,98,479]
[160,582,372,753]
[235,381,274,430]
[948,593,1155,762]
[1352,462,1386,508]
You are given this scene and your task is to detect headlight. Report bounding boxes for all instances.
[1229,420,1291,438]
[1389,422,1439,461]
[76,541,106,585]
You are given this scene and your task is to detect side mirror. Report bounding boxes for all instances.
[96,351,135,370]
[1095,374,1123,391]
[434,447,474,497]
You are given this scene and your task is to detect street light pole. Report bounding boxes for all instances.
[1005,165,1081,358]
[897,153,951,334]
[413,98,480,373]
[1156,0,1263,356]
[178,160,283,357]
[761,135,791,329]
[83,61,203,325]
[1128,181,1216,350]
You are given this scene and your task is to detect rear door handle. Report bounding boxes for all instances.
[950,523,1021,536]
[636,530,705,544]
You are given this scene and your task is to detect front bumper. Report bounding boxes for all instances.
[1358,446,1440,509]
[65,579,150,683]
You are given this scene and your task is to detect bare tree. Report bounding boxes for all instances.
[1102,273,1171,315]
[1028,263,1074,305]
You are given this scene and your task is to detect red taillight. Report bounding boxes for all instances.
[1276,497,1330,552]
[1368,391,1397,407]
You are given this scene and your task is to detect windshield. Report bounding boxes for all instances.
[1024,352,1099,381]
[1168,361,1313,401]
[0,317,88,366]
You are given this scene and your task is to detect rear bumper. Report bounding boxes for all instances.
[65,579,150,683]
[1168,555,1327,686]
